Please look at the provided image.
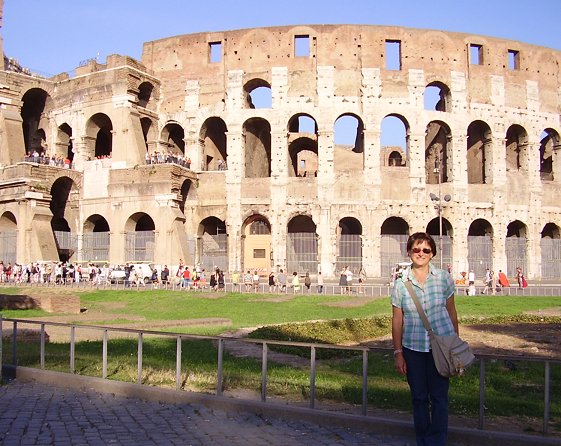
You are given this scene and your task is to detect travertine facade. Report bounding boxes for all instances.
[1,9,561,280]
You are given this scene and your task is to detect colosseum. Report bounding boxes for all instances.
[1,7,561,281]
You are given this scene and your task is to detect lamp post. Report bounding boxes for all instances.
[430,152,451,269]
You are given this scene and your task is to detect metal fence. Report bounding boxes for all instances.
[0,231,17,264]
[541,238,561,280]
[335,234,362,274]
[467,235,493,278]
[380,234,408,278]
[506,237,528,278]
[125,231,155,262]
[200,234,228,272]
[0,316,558,438]
[81,232,110,264]
[286,233,318,274]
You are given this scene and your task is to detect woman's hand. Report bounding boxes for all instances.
[394,351,407,375]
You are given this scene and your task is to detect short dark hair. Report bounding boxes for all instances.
[406,232,437,256]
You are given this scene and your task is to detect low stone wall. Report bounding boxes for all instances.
[0,293,80,314]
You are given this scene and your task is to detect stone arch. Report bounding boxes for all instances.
[137,81,155,108]
[243,117,271,178]
[380,216,410,278]
[56,123,73,161]
[334,113,364,172]
[336,216,362,273]
[424,81,451,112]
[381,114,410,162]
[505,220,528,277]
[288,113,318,177]
[141,117,157,154]
[198,216,228,272]
[467,120,493,184]
[243,78,272,109]
[541,222,561,279]
[467,219,494,278]
[125,213,155,262]
[179,179,197,214]
[50,176,79,232]
[426,217,453,268]
[21,87,54,155]
[241,214,272,271]
[200,117,227,171]
[540,128,560,181]
[85,113,113,159]
[0,211,18,264]
[83,214,110,263]
[286,214,318,274]
[425,120,452,184]
[161,121,186,154]
[505,124,529,172]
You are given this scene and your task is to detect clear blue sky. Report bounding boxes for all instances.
[4,0,561,77]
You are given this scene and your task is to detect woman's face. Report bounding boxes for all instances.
[408,240,434,269]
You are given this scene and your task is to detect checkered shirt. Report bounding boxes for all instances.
[391,264,456,352]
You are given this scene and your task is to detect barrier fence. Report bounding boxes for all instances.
[0,316,559,438]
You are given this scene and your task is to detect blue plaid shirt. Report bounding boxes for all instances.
[391,264,456,352]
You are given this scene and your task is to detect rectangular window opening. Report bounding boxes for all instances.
[508,49,520,70]
[385,40,401,71]
[294,35,310,57]
[253,249,266,259]
[470,44,483,65]
[209,41,222,63]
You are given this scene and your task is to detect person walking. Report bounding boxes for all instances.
[316,272,324,294]
[391,232,459,446]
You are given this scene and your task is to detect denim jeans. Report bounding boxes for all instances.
[403,347,449,446]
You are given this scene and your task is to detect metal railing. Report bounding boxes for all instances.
[0,315,558,437]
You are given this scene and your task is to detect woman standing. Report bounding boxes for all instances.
[391,232,458,446]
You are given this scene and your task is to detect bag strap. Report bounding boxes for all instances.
[404,280,434,334]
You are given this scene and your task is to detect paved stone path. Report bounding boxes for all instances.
[0,380,417,446]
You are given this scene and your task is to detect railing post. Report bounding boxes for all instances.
[544,361,551,435]
[137,332,143,385]
[478,357,486,430]
[40,323,45,369]
[70,326,75,373]
[102,329,108,379]
[261,342,268,402]
[310,346,316,409]
[176,336,182,391]
[362,349,368,416]
[11,320,17,366]
[217,338,224,396]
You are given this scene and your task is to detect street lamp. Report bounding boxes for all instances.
[430,192,451,269]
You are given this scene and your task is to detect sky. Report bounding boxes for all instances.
[3,0,561,77]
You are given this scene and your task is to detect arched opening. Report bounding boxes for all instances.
[467,219,493,279]
[287,215,318,274]
[426,218,453,269]
[198,217,228,272]
[137,82,154,108]
[541,223,561,279]
[388,150,404,167]
[505,220,527,278]
[540,128,560,181]
[505,124,528,172]
[179,179,196,214]
[336,217,362,274]
[467,120,492,184]
[85,113,113,159]
[161,122,186,155]
[140,117,154,153]
[50,177,78,261]
[241,214,272,272]
[244,79,272,109]
[125,213,155,262]
[83,214,110,263]
[380,217,410,278]
[0,212,17,264]
[200,117,227,171]
[334,114,364,171]
[243,117,271,178]
[57,123,73,162]
[21,88,52,155]
[425,120,451,184]
[424,82,451,112]
[287,114,318,177]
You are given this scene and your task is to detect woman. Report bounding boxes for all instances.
[391,232,458,446]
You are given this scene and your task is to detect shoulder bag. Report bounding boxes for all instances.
[404,280,475,377]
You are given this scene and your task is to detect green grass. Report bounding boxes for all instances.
[2,289,561,434]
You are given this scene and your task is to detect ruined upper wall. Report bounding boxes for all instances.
[141,24,561,113]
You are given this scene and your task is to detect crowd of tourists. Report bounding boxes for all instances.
[24,151,72,168]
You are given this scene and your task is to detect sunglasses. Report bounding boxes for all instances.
[411,247,432,254]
